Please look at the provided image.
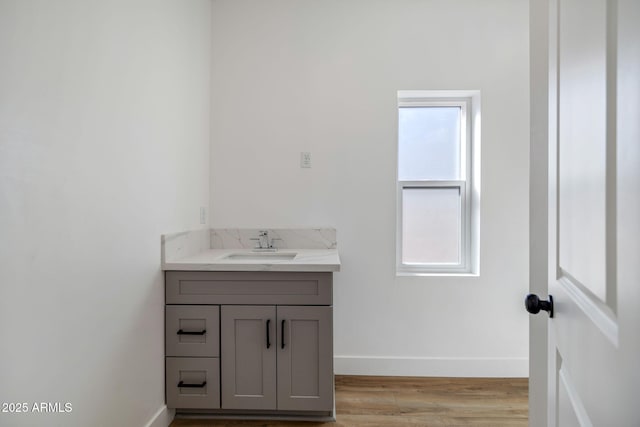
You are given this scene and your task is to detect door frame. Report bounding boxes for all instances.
[529,0,550,425]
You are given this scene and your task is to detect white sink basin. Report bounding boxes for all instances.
[224,252,297,261]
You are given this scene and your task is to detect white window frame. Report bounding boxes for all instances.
[396,91,479,276]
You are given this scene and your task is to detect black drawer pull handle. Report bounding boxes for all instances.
[281,319,286,349]
[177,329,206,336]
[178,381,207,388]
[266,319,271,349]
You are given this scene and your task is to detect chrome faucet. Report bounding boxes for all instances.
[250,230,280,252]
[258,230,270,249]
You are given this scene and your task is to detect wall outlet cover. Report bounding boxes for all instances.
[300,152,311,168]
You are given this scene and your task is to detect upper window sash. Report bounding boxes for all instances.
[397,100,469,181]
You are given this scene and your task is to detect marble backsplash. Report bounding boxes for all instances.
[161,228,210,263]
[210,228,337,250]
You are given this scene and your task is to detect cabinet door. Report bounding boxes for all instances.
[221,305,276,410]
[277,306,333,411]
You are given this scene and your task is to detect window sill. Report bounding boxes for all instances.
[396,271,480,278]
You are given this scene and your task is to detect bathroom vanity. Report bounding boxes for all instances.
[161,229,340,421]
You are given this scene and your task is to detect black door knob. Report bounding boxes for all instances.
[525,294,554,318]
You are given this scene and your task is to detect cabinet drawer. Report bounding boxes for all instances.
[166,357,220,409]
[166,305,219,357]
[166,271,332,305]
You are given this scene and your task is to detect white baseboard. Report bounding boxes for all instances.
[144,405,175,427]
[334,356,528,377]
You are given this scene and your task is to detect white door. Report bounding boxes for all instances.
[530,0,640,425]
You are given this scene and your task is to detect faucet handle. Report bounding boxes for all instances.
[269,237,282,248]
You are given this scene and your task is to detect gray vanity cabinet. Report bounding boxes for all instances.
[166,271,334,418]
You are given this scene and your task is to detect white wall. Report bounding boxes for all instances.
[210,0,530,376]
[0,1,211,426]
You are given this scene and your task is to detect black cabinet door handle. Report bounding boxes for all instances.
[266,319,271,349]
[525,294,554,318]
[281,319,286,349]
[177,329,206,335]
[178,381,207,388]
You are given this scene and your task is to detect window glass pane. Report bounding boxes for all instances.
[402,187,460,264]
[398,107,461,180]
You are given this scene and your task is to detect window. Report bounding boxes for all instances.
[396,91,480,275]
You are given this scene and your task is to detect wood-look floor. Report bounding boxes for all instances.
[170,376,528,427]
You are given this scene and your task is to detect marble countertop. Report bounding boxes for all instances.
[161,228,340,272]
[162,248,340,272]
